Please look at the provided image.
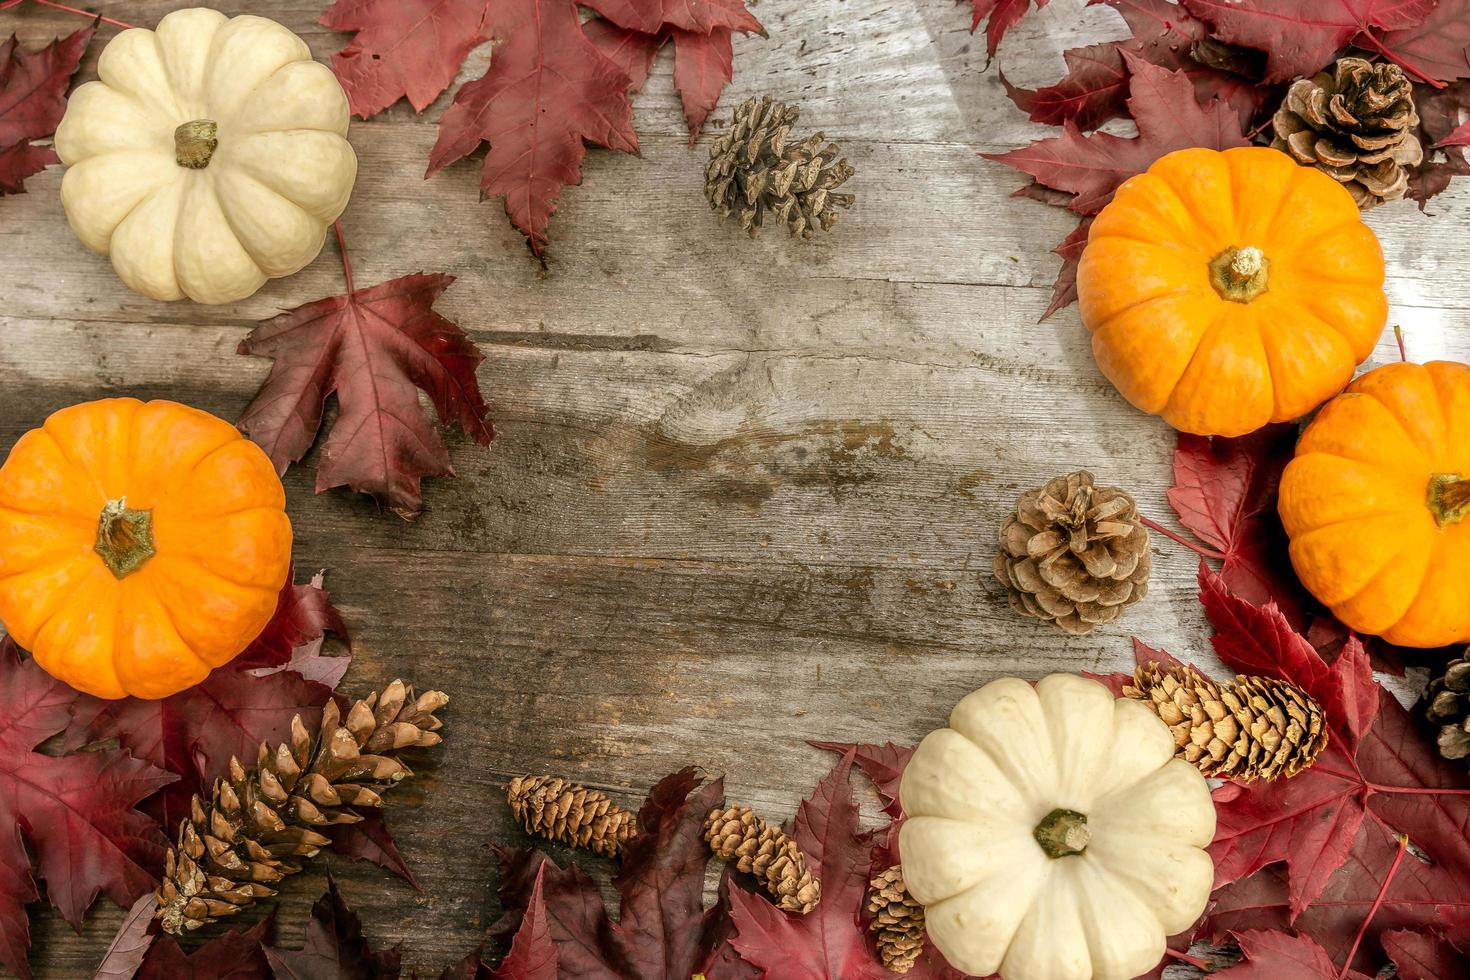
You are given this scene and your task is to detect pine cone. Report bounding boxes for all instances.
[705,96,856,239]
[993,471,1151,635]
[507,775,638,858]
[867,865,925,974]
[705,804,821,913]
[1125,663,1328,781]
[155,681,447,934]
[1272,56,1423,208]
[1425,651,1470,761]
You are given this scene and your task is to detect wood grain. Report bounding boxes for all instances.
[2,0,1469,976]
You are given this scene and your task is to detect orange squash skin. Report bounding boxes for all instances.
[0,398,292,699]
[1077,146,1387,437]
[1279,362,1470,648]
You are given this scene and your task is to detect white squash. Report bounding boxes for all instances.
[54,9,357,304]
[899,674,1215,980]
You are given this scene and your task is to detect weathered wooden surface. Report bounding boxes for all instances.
[2,0,1468,975]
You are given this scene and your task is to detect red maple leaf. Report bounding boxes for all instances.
[726,752,890,980]
[971,0,1049,57]
[1381,927,1470,979]
[1002,0,1266,131]
[1178,0,1460,85]
[0,639,176,980]
[427,0,640,258]
[496,769,732,977]
[987,52,1249,216]
[65,572,346,831]
[582,0,759,39]
[136,914,274,979]
[1409,81,1470,205]
[264,874,402,978]
[1039,217,1091,321]
[320,0,493,118]
[584,21,739,142]
[1215,929,1373,978]
[91,894,159,980]
[0,25,91,196]
[237,264,494,519]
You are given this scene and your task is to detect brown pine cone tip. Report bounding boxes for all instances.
[155,680,447,934]
[992,471,1151,636]
[867,865,925,975]
[705,96,856,239]
[1125,662,1328,782]
[506,775,638,858]
[1272,56,1423,208]
[704,804,821,913]
[1425,652,1470,761]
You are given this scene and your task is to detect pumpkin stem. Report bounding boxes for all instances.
[1033,807,1090,859]
[1428,474,1470,527]
[1209,245,1270,303]
[95,497,156,579]
[175,119,219,169]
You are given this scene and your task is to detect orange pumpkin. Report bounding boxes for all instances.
[0,398,292,699]
[1280,361,1470,648]
[1077,146,1387,437]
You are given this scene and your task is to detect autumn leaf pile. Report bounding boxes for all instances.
[982,0,1470,319]
[323,0,763,259]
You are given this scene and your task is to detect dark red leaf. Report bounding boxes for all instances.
[985,52,1248,215]
[427,0,639,258]
[1215,929,1371,978]
[1408,80,1470,205]
[237,272,494,519]
[492,864,558,980]
[1436,117,1470,147]
[136,914,274,980]
[0,639,176,980]
[1041,217,1091,321]
[328,810,419,887]
[583,22,736,141]
[321,0,493,118]
[809,740,911,821]
[1178,0,1445,84]
[234,572,349,671]
[971,0,1049,57]
[1376,0,1470,85]
[1382,928,1470,980]
[91,893,159,980]
[580,0,760,38]
[264,875,401,979]
[0,26,91,196]
[726,752,889,980]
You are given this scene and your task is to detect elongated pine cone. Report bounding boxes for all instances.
[1272,56,1422,208]
[705,96,856,239]
[867,865,925,974]
[1125,662,1327,781]
[993,471,1151,635]
[1424,652,1470,762]
[507,775,638,858]
[705,804,821,913]
[155,681,447,934]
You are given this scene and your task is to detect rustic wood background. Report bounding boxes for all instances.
[3,0,1467,975]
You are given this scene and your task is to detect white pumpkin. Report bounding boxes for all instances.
[899,674,1215,980]
[55,9,357,304]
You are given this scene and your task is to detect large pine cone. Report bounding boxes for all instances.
[1272,57,1422,208]
[705,96,856,239]
[993,471,1151,635]
[1425,652,1470,761]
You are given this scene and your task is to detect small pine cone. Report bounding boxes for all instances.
[1424,652,1470,762]
[1125,663,1328,781]
[705,96,856,239]
[155,681,447,934]
[867,866,925,974]
[705,804,821,913]
[993,471,1151,635]
[507,775,638,858]
[1272,56,1422,208]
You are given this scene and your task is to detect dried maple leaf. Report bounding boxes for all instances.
[0,638,176,980]
[1177,0,1457,85]
[1409,81,1470,205]
[426,0,639,259]
[496,769,730,977]
[444,868,558,979]
[971,0,1049,57]
[91,894,160,980]
[237,270,494,519]
[264,874,402,978]
[584,21,739,142]
[1215,929,1372,978]
[1379,0,1470,85]
[320,0,493,118]
[65,572,347,831]
[329,811,420,888]
[581,0,759,39]
[1040,217,1091,321]
[726,752,889,980]
[1381,927,1470,979]
[0,25,91,196]
[136,914,274,979]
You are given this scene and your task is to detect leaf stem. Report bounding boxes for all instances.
[334,220,354,294]
[5,0,137,29]
[1140,515,1226,561]
[1338,833,1408,980]
[1165,947,1212,970]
